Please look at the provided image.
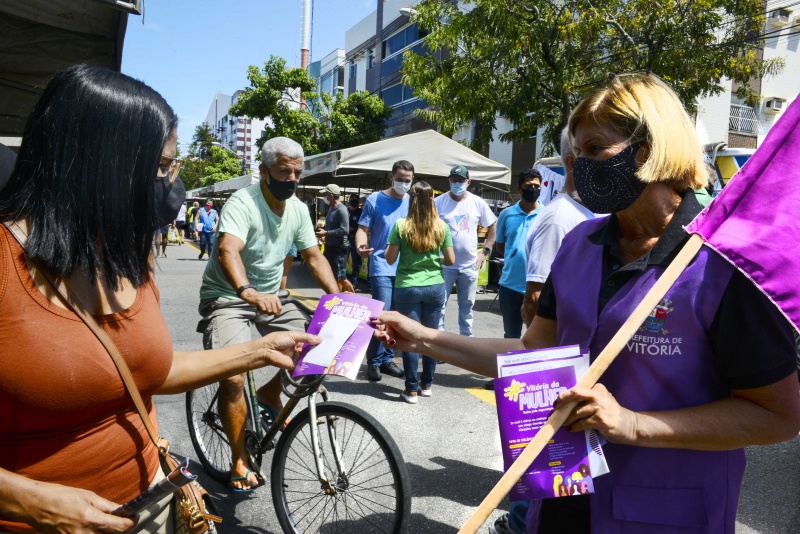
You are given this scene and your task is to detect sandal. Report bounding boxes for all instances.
[230,469,258,493]
[258,400,291,430]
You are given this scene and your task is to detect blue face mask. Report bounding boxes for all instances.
[450,181,467,196]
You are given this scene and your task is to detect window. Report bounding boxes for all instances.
[380,84,404,107]
[349,60,357,80]
[380,84,416,107]
[382,23,429,59]
[336,66,345,90]
[367,49,375,69]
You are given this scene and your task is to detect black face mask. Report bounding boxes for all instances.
[349,198,359,207]
[520,187,540,204]
[573,141,646,214]
[154,173,186,227]
[265,169,297,201]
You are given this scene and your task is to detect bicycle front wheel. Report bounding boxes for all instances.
[186,382,233,482]
[271,401,410,533]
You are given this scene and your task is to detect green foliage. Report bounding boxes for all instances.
[229,56,392,155]
[190,123,216,161]
[180,144,243,190]
[404,0,780,153]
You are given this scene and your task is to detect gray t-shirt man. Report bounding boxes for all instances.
[324,202,350,249]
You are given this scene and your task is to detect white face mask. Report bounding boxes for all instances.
[393,180,411,195]
[323,196,330,206]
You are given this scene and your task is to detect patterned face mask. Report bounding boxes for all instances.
[573,141,646,214]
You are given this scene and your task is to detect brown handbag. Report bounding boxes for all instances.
[4,222,222,534]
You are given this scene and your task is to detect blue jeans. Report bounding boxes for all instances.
[349,241,362,283]
[395,283,446,392]
[440,267,479,336]
[499,285,525,339]
[508,500,530,533]
[199,231,215,255]
[366,275,395,367]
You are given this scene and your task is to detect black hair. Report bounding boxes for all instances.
[391,160,415,174]
[0,64,177,289]
[518,168,541,188]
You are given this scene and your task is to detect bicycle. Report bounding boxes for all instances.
[186,292,411,533]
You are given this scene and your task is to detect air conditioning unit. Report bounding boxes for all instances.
[765,98,786,114]
[770,9,791,26]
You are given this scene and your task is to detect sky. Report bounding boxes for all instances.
[122,0,376,153]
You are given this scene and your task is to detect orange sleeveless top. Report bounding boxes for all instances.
[0,225,173,532]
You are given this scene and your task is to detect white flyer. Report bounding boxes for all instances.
[300,314,361,367]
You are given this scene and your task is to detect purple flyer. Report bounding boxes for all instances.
[293,294,384,380]
[494,366,595,501]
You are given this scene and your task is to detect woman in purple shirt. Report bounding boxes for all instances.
[372,73,800,533]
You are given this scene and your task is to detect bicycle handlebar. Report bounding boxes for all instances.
[274,289,326,397]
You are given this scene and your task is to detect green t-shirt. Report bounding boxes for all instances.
[387,218,453,288]
[199,183,318,299]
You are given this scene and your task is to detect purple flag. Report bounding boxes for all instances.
[686,96,800,332]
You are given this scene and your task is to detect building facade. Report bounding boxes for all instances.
[342,0,800,178]
[309,48,346,101]
[344,0,432,138]
[203,91,266,172]
[693,2,799,150]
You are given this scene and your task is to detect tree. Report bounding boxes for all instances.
[403,0,782,153]
[179,125,243,190]
[229,56,392,155]
[190,123,216,160]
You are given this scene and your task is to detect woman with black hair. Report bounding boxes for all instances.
[0,64,320,533]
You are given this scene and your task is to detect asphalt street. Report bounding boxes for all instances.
[153,239,800,533]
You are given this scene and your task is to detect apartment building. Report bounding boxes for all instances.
[691,2,799,150]
[343,0,799,176]
[309,48,346,101]
[203,91,266,172]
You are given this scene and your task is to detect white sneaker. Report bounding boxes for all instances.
[400,389,418,404]
[488,513,516,534]
[419,386,432,397]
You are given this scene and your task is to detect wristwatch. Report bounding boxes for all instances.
[236,284,256,297]
[482,246,491,255]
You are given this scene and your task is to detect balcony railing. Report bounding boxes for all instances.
[729,104,762,135]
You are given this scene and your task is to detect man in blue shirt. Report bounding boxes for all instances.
[354,160,412,381]
[496,169,542,339]
[195,199,218,260]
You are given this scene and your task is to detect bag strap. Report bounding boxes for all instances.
[3,221,169,455]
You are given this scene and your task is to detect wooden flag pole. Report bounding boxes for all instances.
[458,233,705,534]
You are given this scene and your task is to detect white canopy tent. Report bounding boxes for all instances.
[302,130,511,191]
[187,174,260,199]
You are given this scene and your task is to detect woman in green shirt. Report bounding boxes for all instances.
[386,181,455,404]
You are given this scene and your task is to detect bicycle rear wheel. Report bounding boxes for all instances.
[271,401,410,534]
[186,382,234,482]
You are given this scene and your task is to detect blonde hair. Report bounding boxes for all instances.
[401,181,444,253]
[568,73,707,190]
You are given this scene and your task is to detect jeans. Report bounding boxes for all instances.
[395,283,446,392]
[366,275,396,367]
[440,267,479,336]
[499,285,525,339]
[198,231,215,256]
[507,500,530,534]
[349,241,362,283]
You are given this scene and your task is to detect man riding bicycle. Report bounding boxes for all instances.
[197,136,339,492]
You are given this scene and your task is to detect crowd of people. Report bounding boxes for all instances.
[1,63,799,534]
